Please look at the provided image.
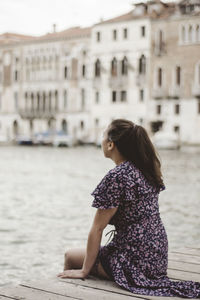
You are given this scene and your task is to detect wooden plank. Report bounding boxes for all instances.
[168,252,200,264]
[0,296,16,300]
[168,260,200,273]
[0,285,76,300]
[167,269,200,281]
[20,279,144,300]
[171,248,200,257]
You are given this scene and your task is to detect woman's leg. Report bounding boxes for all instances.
[64,248,111,280]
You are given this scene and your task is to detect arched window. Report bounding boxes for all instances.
[111,57,118,77]
[139,55,146,75]
[62,119,67,133]
[55,90,58,111]
[13,120,19,136]
[43,92,46,112]
[95,59,101,77]
[176,66,181,86]
[188,25,193,42]
[49,91,52,112]
[64,66,68,79]
[158,68,162,87]
[158,30,163,52]
[196,25,200,42]
[80,120,84,130]
[182,26,186,42]
[63,90,67,109]
[31,93,34,112]
[121,56,128,75]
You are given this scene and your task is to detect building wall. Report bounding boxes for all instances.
[150,13,200,144]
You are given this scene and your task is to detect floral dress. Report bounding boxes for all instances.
[91,160,200,298]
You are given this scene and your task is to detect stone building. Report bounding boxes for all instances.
[0,0,200,145]
[0,27,92,143]
[149,0,200,144]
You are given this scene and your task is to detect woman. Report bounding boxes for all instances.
[57,119,200,298]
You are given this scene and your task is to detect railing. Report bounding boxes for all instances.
[19,109,57,119]
[108,75,129,88]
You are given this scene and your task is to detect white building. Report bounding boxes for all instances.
[0,0,200,145]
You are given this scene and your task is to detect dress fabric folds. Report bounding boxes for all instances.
[91,160,200,298]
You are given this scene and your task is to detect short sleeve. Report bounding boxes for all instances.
[91,169,124,209]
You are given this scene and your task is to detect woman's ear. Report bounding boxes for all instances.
[107,141,114,151]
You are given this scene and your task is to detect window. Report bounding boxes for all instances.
[198,100,200,114]
[196,25,200,42]
[62,119,67,133]
[81,89,85,110]
[139,89,144,101]
[14,92,18,110]
[111,57,118,76]
[158,68,162,87]
[80,120,84,130]
[141,26,146,37]
[123,28,128,39]
[64,66,68,79]
[14,70,18,82]
[82,64,86,77]
[95,59,101,77]
[174,126,180,133]
[176,66,181,86]
[96,31,101,42]
[138,55,146,75]
[121,91,127,102]
[63,90,67,109]
[95,118,99,126]
[182,26,186,42]
[0,93,1,110]
[175,104,180,115]
[113,29,117,40]
[112,91,117,102]
[156,104,161,115]
[158,30,163,52]
[55,90,58,111]
[188,25,192,42]
[121,56,128,75]
[95,91,99,104]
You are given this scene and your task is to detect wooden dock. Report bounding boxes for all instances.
[0,247,200,300]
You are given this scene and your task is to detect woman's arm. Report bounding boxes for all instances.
[82,207,118,277]
[57,207,118,279]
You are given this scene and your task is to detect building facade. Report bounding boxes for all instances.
[0,0,200,145]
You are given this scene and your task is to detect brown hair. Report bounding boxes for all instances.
[107,119,164,188]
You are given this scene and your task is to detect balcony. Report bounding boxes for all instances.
[108,75,129,88]
[19,109,57,119]
[192,83,200,98]
[152,87,168,99]
[168,85,182,99]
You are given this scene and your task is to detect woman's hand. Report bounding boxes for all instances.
[57,269,87,279]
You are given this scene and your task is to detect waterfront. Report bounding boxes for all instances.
[0,145,200,287]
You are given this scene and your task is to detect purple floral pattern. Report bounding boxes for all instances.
[91,161,200,298]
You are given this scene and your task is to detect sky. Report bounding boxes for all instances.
[0,0,173,37]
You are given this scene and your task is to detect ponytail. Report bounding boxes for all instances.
[107,119,164,188]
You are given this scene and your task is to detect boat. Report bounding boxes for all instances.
[152,131,180,150]
[52,130,73,147]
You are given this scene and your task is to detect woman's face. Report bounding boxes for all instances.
[101,127,112,157]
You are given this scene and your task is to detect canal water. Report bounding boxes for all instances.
[0,145,199,286]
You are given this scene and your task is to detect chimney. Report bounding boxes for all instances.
[53,24,57,33]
